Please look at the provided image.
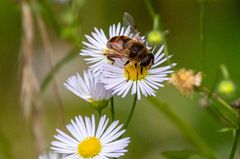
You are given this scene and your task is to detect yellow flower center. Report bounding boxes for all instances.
[78,137,101,158]
[124,63,148,81]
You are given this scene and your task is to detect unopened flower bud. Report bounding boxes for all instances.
[147,30,163,45]
[91,100,109,112]
[217,80,235,95]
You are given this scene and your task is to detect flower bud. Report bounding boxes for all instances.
[147,30,163,45]
[217,80,235,95]
[91,100,109,112]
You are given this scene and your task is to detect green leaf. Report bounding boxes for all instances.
[218,127,235,133]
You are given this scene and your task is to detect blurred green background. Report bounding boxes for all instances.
[1,0,240,158]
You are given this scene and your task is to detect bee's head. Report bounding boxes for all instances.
[140,53,154,68]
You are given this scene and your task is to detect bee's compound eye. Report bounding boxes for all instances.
[140,54,154,67]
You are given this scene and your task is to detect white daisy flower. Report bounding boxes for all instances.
[80,23,132,76]
[51,115,130,159]
[38,152,58,159]
[101,45,176,100]
[64,70,112,110]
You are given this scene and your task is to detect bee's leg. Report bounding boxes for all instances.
[126,69,130,82]
[140,66,143,74]
[124,60,130,66]
[133,63,138,79]
[107,56,115,64]
[124,60,130,81]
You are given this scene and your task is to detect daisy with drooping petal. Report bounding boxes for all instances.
[51,114,130,159]
[64,70,112,110]
[80,23,132,75]
[38,152,58,159]
[101,45,176,100]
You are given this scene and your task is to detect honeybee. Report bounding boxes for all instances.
[105,12,154,69]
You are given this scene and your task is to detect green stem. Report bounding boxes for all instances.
[200,87,238,117]
[229,128,240,159]
[153,15,160,30]
[229,110,240,159]
[147,97,217,159]
[214,95,237,115]
[144,0,171,64]
[144,0,155,19]
[124,94,138,129]
[208,67,221,98]
[210,103,235,127]
[220,64,230,79]
[205,69,236,126]
[40,48,79,93]
[110,97,115,121]
[162,35,171,64]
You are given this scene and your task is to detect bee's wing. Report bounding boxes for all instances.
[123,12,139,36]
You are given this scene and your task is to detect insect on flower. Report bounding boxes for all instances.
[102,45,175,100]
[105,12,154,71]
[80,13,152,76]
[81,13,175,100]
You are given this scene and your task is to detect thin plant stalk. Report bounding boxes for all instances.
[20,0,38,119]
[205,67,235,126]
[34,7,65,127]
[229,128,240,159]
[200,87,238,117]
[210,103,236,127]
[208,67,221,98]
[144,0,171,63]
[110,97,115,121]
[220,64,230,79]
[148,96,217,159]
[21,0,45,154]
[32,96,45,155]
[124,94,138,129]
[229,110,240,159]
[40,48,79,93]
[144,0,155,19]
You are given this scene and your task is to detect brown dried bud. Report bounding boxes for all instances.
[169,68,202,96]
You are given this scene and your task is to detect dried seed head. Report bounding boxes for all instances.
[20,64,40,118]
[169,68,202,96]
